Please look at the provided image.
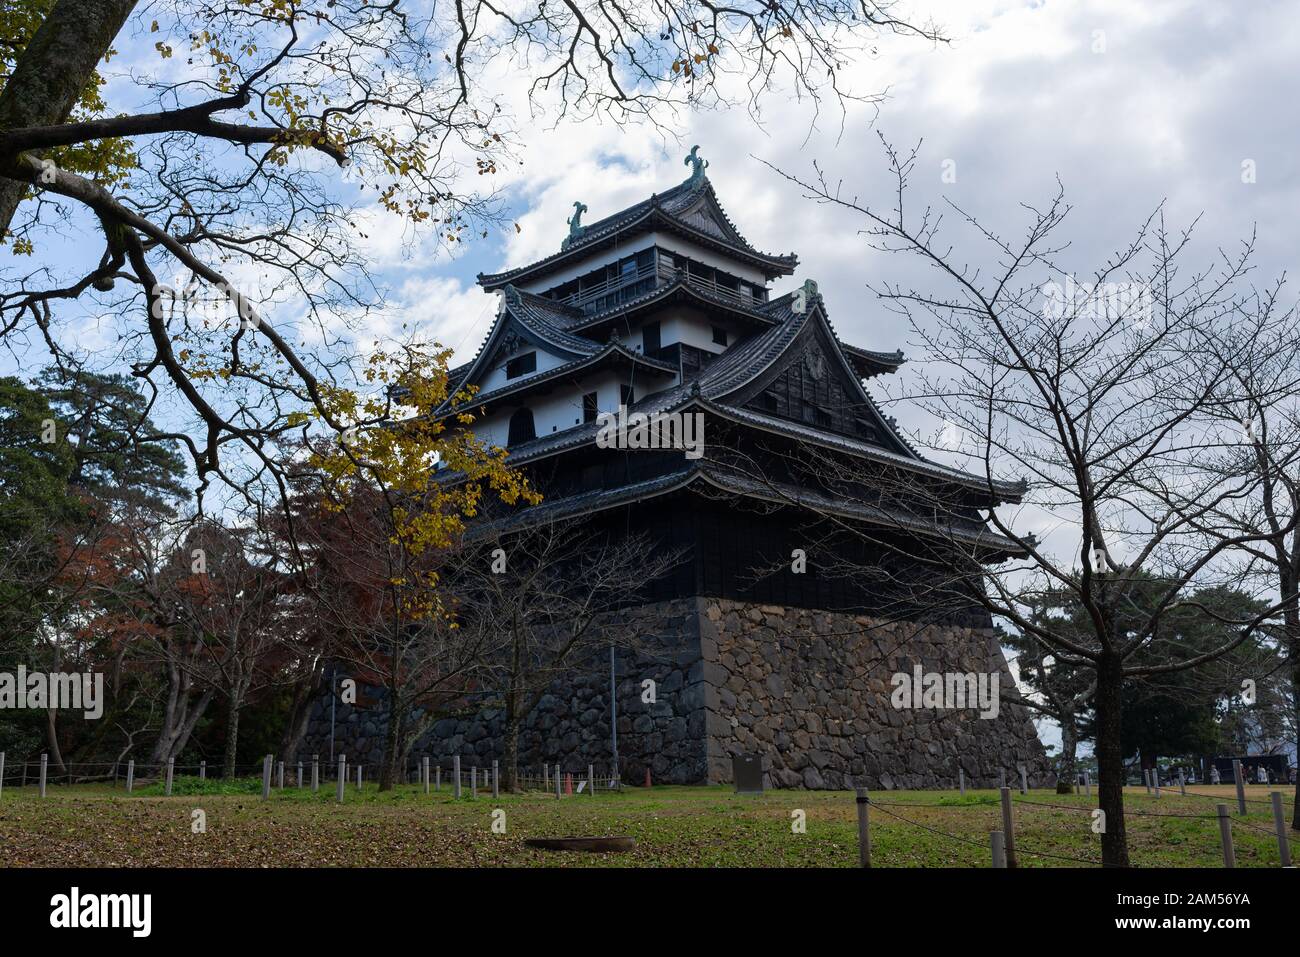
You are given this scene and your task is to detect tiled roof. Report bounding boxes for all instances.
[469,460,1023,555]
[447,341,676,415]
[500,286,599,355]
[565,276,781,333]
[442,283,1025,504]
[478,176,797,289]
[446,285,602,397]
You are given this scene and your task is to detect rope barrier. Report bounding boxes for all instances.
[868,797,1115,867]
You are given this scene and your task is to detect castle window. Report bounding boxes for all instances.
[642,321,661,354]
[506,351,536,379]
[711,326,728,346]
[583,392,599,423]
[507,407,536,445]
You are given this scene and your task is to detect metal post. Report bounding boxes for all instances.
[991,831,1006,868]
[1178,769,1186,796]
[165,757,174,796]
[200,760,206,781]
[1143,768,1151,794]
[453,756,462,799]
[261,755,272,800]
[1153,768,1161,798]
[423,757,430,795]
[1084,770,1091,797]
[588,764,594,796]
[471,765,477,799]
[999,787,1017,868]
[1233,759,1247,815]
[855,788,871,867]
[355,764,361,791]
[555,763,561,799]
[39,753,47,798]
[126,759,134,794]
[958,767,965,797]
[493,760,499,798]
[1018,766,1027,794]
[297,761,303,788]
[435,763,441,792]
[610,643,619,784]
[329,669,337,763]
[336,755,346,803]
[1271,792,1293,868]
[277,760,285,790]
[544,764,549,790]
[999,768,1006,790]
[1217,804,1235,867]
[312,755,320,792]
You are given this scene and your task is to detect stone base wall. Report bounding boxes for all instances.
[301,596,1051,789]
[699,599,1051,789]
[301,599,709,784]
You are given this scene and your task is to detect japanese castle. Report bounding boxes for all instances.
[351,148,1050,788]
[444,147,1023,607]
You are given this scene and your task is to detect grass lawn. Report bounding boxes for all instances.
[0,779,1293,867]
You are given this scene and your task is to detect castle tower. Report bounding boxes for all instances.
[307,150,1050,788]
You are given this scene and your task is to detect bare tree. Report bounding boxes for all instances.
[451,521,685,791]
[751,139,1299,865]
[165,519,296,778]
[1177,295,1300,826]
[1,0,942,515]
[286,481,503,791]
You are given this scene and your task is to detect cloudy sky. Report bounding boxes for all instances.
[402,0,1298,375]
[6,0,1297,751]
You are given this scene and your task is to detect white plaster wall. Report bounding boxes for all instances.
[517,237,656,295]
[647,231,769,285]
[477,343,571,393]
[658,307,734,354]
[468,366,680,448]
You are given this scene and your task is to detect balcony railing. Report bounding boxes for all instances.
[555,260,766,315]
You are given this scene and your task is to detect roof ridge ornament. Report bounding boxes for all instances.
[684,145,708,186]
[499,282,524,312]
[792,278,819,314]
[561,201,588,249]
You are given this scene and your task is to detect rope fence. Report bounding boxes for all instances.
[3,749,1295,868]
[851,783,1298,869]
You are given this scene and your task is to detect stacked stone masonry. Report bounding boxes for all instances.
[302,597,1051,789]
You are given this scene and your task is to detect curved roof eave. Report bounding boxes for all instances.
[478,207,798,291]
[439,342,677,417]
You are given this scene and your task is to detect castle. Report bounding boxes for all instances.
[302,149,1051,789]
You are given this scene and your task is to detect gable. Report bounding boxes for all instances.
[727,312,905,451]
[674,190,750,249]
[455,311,596,399]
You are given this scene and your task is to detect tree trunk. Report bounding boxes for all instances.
[503,689,522,793]
[149,658,184,763]
[169,687,213,761]
[45,707,67,774]
[277,663,323,764]
[0,0,138,236]
[223,691,242,779]
[1291,657,1299,830]
[1056,710,1078,795]
[1094,653,1130,867]
[378,693,404,791]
